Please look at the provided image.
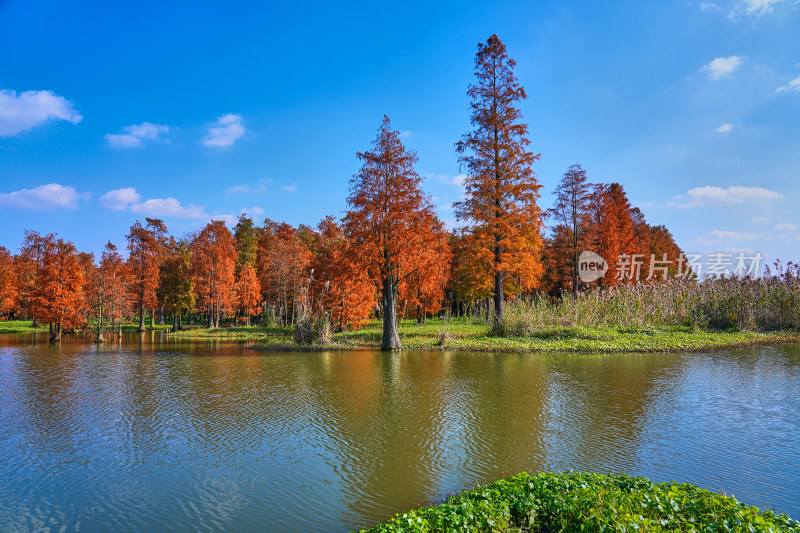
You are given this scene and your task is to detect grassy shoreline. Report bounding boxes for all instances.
[5,318,799,353]
[358,472,799,532]
[173,318,800,353]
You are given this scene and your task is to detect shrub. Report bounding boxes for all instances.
[360,472,800,532]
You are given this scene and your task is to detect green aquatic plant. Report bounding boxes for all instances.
[360,472,799,532]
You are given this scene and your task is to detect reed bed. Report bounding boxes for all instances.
[499,263,800,336]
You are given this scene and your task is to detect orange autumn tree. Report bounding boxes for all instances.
[589,183,639,286]
[0,246,18,317]
[31,235,85,343]
[343,115,446,350]
[235,263,260,324]
[256,220,311,326]
[126,218,167,331]
[15,230,47,325]
[455,34,544,329]
[191,220,236,328]
[311,216,375,330]
[98,242,134,337]
[399,217,451,323]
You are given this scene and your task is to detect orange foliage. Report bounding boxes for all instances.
[235,263,261,321]
[310,216,375,329]
[30,235,85,342]
[343,116,447,349]
[191,220,236,327]
[126,219,167,328]
[256,220,311,326]
[0,246,18,316]
[590,183,639,286]
[399,217,451,321]
[455,35,544,324]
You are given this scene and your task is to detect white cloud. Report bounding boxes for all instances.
[752,216,770,224]
[130,198,207,219]
[211,214,238,226]
[670,185,783,208]
[741,0,787,16]
[696,230,760,245]
[203,113,244,148]
[774,222,798,232]
[0,89,82,136]
[99,187,208,219]
[700,2,723,11]
[0,183,88,209]
[776,75,800,93]
[717,123,734,133]
[281,183,297,192]
[242,206,264,216]
[226,184,267,194]
[99,188,141,210]
[702,56,744,80]
[451,174,468,187]
[106,122,170,148]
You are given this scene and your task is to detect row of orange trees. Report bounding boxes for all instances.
[0,34,683,347]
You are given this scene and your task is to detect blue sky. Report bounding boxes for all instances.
[1,0,799,265]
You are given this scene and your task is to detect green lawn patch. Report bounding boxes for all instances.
[0,320,48,334]
[359,472,799,532]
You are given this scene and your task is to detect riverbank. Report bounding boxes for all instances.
[5,318,798,352]
[358,472,799,532]
[169,318,800,353]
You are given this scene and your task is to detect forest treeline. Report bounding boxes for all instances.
[0,35,685,346]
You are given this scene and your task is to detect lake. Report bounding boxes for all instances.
[1,333,798,532]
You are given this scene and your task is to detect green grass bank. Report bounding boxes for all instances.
[165,318,800,353]
[358,472,799,532]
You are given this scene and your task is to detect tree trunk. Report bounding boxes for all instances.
[381,276,402,350]
[50,323,61,343]
[159,306,165,325]
[208,303,214,329]
[150,309,155,328]
[493,271,503,330]
[138,305,146,332]
[173,313,179,331]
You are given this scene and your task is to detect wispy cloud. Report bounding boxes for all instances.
[0,183,89,209]
[281,183,297,192]
[226,184,267,194]
[740,0,787,16]
[99,187,140,210]
[106,122,170,148]
[0,89,82,136]
[774,222,798,232]
[776,75,800,93]
[670,185,783,208]
[203,113,245,148]
[100,187,208,219]
[696,229,760,245]
[130,198,207,219]
[242,206,264,216]
[702,56,744,79]
[716,123,734,133]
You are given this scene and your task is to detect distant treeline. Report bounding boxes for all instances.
[0,35,688,346]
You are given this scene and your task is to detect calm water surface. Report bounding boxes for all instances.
[1,333,799,532]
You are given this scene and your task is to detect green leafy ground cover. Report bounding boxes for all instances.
[6,318,799,353]
[359,472,799,532]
